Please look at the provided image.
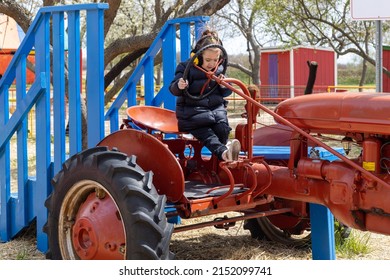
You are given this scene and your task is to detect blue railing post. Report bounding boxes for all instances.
[34,12,51,251]
[310,203,336,260]
[0,85,11,242]
[86,8,105,147]
[180,23,191,61]
[14,50,28,235]
[160,24,177,110]
[52,11,66,175]
[67,10,82,155]
[144,57,155,105]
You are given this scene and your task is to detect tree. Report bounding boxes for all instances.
[216,0,267,85]
[217,0,390,88]
[2,0,230,98]
[0,0,230,147]
[262,0,390,85]
[102,0,231,103]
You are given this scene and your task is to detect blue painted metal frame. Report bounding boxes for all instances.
[34,12,52,250]
[68,10,82,155]
[0,4,108,252]
[86,9,106,147]
[53,12,66,175]
[310,203,336,260]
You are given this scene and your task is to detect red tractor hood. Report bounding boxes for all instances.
[274,92,390,135]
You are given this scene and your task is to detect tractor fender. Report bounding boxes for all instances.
[97,129,184,202]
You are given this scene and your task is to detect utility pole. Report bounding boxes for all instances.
[375,20,383,92]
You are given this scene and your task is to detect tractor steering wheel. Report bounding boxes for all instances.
[182,44,228,100]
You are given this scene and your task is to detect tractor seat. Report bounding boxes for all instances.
[126,105,181,134]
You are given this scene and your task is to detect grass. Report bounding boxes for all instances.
[334,221,371,258]
[336,231,372,258]
[16,250,29,260]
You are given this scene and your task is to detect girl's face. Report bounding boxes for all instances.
[201,48,221,71]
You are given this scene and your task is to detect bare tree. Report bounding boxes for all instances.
[1,0,230,147]
[217,0,390,88]
[263,0,390,82]
[216,0,267,85]
[1,0,230,100]
[102,0,230,102]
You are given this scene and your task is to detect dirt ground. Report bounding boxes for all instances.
[1,214,390,260]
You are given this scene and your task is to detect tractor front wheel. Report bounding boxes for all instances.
[44,146,173,260]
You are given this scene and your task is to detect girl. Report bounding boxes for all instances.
[169,29,240,161]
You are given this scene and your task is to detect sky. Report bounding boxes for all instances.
[223,36,246,55]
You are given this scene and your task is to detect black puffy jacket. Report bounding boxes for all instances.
[169,60,232,132]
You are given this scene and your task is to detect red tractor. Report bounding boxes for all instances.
[44,45,390,259]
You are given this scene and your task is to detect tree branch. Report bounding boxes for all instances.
[0,1,33,32]
[228,61,252,77]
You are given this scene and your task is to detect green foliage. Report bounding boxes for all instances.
[338,62,376,85]
[226,68,252,84]
[16,249,28,260]
[334,221,371,258]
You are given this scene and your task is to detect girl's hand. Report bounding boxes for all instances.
[218,74,226,88]
[178,78,188,90]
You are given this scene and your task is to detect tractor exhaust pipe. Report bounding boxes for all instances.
[304,61,318,94]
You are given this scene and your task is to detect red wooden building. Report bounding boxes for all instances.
[260,46,336,100]
[383,45,390,92]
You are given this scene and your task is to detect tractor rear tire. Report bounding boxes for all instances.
[44,146,174,260]
[244,217,311,248]
[244,216,351,248]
